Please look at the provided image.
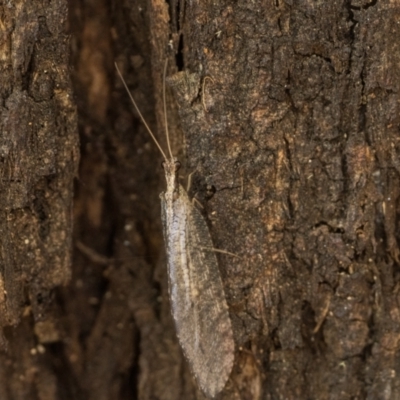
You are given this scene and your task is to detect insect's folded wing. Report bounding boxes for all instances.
[161,195,190,317]
[184,199,234,398]
[161,191,234,398]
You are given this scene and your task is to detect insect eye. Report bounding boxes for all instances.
[161,161,166,169]
[175,161,181,171]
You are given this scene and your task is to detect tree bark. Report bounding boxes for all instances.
[0,0,78,399]
[3,0,400,399]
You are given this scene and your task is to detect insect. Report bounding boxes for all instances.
[115,60,235,398]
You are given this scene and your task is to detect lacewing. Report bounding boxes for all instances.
[115,60,234,398]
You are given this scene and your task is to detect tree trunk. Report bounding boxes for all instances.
[0,0,78,398]
[2,0,400,399]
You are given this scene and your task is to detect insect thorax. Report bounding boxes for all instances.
[162,158,181,201]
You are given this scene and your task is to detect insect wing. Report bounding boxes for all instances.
[161,187,234,398]
[161,191,191,318]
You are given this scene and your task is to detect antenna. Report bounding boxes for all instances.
[115,62,168,161]
[163,59,174,159]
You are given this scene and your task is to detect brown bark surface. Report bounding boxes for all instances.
[0,0,78,399]
[2,0,400,399]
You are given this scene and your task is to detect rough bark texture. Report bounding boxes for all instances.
[3,0,400,399]
[0,0,78,399]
